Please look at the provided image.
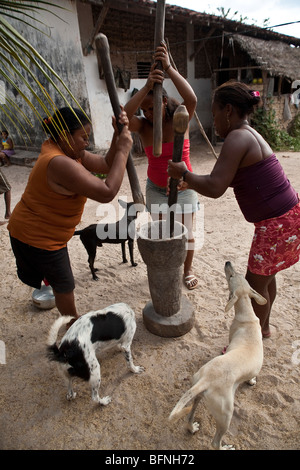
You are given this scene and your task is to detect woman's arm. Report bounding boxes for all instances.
[47,124,133,204]
[80,110,130,174]
[7,137,14,149]
[168,129,249,198]
[123,64,160,133]
[80,130,119,174]
[155,43,197,120]
[124,84,150,123]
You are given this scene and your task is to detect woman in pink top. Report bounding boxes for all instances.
[168,80,300,338]
[125,42,199,290]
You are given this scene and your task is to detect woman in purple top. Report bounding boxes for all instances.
[168,80,300,338]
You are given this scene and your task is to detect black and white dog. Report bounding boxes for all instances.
[73,200,140,280]
[47,303,144,405]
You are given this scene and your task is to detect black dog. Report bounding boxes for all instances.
[74,200,139,280]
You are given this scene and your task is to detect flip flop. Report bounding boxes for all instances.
[184,274,198,290]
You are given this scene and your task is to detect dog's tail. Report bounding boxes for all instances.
[169,379,207,422]
[47,316,73,362]
[73,230,82,236]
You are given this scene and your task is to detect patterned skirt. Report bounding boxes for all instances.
[248,200,300,276]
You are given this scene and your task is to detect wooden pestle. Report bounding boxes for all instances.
[95,33,144,206]
[153,0,165,157]
[167,105,189,237]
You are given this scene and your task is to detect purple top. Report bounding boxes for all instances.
[230,153,298,223]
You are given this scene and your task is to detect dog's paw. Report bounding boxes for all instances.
[221,444,235,450]
[247,377,257,386]
[132,365,144,374]
[99,395,112,406]
[66,391,77,400]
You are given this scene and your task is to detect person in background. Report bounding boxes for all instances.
[168,80,300,338]
[8,106,132,322]
[0,168,11,224]
[125,41,199,290]
[0,129,15,166]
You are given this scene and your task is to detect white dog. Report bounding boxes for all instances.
[169,261,266,450]
[47,303,144,405]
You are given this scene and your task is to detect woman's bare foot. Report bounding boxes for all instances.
[262,328,271,338]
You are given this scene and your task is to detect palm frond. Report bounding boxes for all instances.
[0,1,67,23]
[0,103,32,145]
[0,1,90,145]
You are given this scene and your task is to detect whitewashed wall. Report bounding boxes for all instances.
[1,0,90,148]
[77,2,212,150]
[1,0,212,151]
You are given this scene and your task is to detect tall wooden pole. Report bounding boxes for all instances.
[165,38,218,160]
[167,105,189,237]
[95,33,145,206]
[153,0,166,157]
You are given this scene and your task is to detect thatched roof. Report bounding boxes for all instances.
[233,34,300,81]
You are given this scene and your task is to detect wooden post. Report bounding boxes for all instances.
[167,105,189,237]
[153,0,166,157]
[166,39,218,160]
[95,33,145,206]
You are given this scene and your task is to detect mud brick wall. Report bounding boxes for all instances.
[94,7,187,78]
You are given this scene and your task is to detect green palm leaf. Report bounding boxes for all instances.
[0,0,90,144]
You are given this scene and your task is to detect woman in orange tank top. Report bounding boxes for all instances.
[8,106,132,323]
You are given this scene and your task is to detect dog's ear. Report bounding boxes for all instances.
[118,199,127,209]
[225,292,238,311]
[249,288,267,305]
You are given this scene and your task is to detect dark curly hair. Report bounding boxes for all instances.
[147,87,180,121]
[42,107,90,140]
[213,80,261,117]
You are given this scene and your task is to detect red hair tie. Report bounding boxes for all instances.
[251,91,260,97]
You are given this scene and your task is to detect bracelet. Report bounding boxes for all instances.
[165,64,171,72]
[182,169,189,181]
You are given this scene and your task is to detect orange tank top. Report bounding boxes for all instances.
[8,139,87,250]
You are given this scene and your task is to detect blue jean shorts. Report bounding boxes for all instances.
[146,178,200,215]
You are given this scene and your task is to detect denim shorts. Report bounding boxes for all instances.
[146,178,200,215]
[10,236,75,293]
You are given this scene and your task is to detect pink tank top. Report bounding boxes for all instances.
[144,139,193,187]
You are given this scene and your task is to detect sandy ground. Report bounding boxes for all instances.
[0,144,299,452]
